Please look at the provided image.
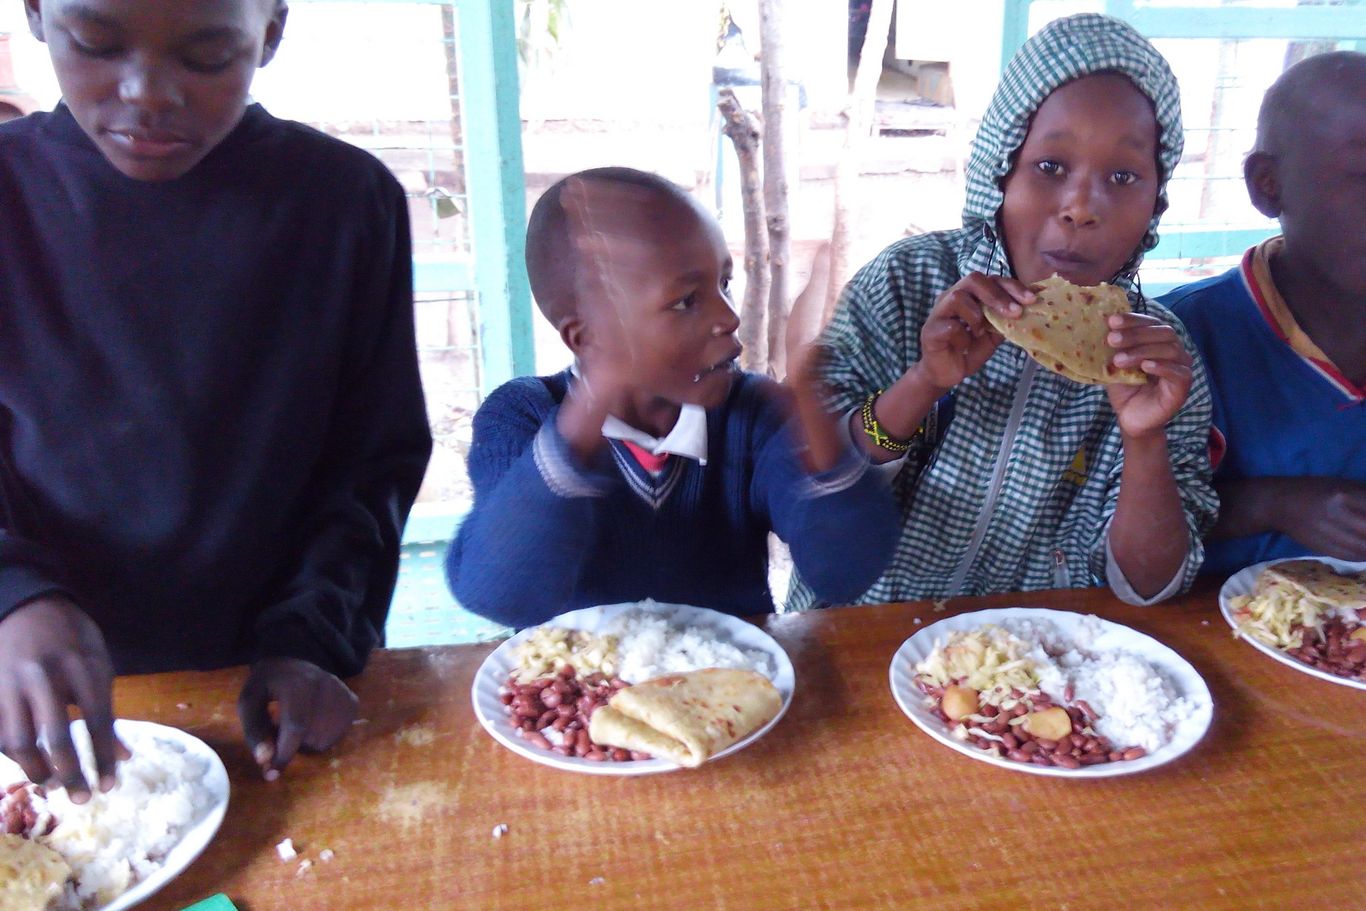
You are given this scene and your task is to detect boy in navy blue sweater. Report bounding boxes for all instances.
[446,168,897,627]
[0,0,430,797]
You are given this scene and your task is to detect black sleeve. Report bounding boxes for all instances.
[250,177,432,676]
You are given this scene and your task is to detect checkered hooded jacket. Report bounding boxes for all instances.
[788,13,1216,609]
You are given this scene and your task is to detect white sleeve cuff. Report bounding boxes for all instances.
[532,424,609,499]
[1103,518,1188,606]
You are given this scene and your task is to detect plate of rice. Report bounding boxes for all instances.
[472,600,795,775]
[0,719,228,910]
[889,608,1213,778]
[1219,556,1366,690]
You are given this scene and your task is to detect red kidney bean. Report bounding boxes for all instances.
[584,750,607,761]
[630,751,653,761]
[1006,749,1030,763]
[524,731,552,750]
[1122,747,1147,761]
[1000,732,1019,750]
[1053,754,1081,770]
[1036,738,1058,751]
[540,689,563,709]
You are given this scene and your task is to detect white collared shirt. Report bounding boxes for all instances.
[568,363,709,465]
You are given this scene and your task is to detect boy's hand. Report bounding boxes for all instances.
[0,597,127,802]
[785,245,843,474]
[237,657,358,780]
[915,273,1032,391]
[1104,313,1193,438]
[1262,478,1366,561]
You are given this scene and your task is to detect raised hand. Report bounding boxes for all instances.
[1103,313,1193,439]
[915,273,1032,392]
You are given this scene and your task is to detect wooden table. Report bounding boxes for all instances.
[118,583,1364,911]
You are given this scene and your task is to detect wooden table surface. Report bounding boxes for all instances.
[114,582,1363,911]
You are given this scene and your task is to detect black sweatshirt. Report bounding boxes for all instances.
[0,103,432,675]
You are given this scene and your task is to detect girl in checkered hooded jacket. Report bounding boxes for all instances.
[789,13,1216,609]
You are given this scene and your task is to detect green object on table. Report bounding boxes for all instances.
[179,895,238,911]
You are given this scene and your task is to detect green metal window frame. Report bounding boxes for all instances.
[1000,0,1366,268]
[298,0,535,398]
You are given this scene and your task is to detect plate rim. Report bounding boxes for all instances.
[1218,555,1366,692]
[888,607,1214,779]
[0,718,230,911]
[471,600,795,775]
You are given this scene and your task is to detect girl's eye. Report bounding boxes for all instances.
[1036,160,1063,176]
[1111,170,1140,186]
[669,294,695,312]
[720,276,732,294]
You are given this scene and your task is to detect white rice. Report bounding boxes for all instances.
[603,604,775,683]
[996,617,1197,752]
[9,727,214,910]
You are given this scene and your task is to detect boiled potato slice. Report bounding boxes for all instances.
[1022,706,1072,741]
[941,685,979,722]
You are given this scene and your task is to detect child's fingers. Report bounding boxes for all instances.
[1112,342,1189,370]
[0,691,51,788]
[63,654,122,791]
[28,682,90,802]
[235,674,279,776]
[269,693,306,772]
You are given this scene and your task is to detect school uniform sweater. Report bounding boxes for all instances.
[1164,238,1366,576]
[0,103,431,675]
[445,370,898,628]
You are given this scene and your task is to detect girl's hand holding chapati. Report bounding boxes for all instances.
[1104,313,1192,440]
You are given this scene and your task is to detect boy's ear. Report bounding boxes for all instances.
[259,3,289,68]
[558,316,589,358]
[24,0,45,43]
[1244,152,1282,219]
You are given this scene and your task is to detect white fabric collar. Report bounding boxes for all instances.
[568,364,710,465]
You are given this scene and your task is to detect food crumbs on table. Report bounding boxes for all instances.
[319,849,335,863]
[395,724,436,748]
[275,838,297,862]
[1201,620,1210,626]
[329,759,341,769]
[491,824,508,839]
[175,702,191,710]
[296,859,312,877]
[374,782,451,831]
[913,618,922,625]
[589,877,606,886]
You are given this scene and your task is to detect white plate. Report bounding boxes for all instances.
[472,601,795,775]
[1219,556,1366,691]
[889,608,1213,778]
[0,719,229,911]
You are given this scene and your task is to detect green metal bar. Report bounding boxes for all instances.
[1115,5,1366,40]
[1001,0,1033,73]
[1147,226,1275,262]
[456,0,535,397]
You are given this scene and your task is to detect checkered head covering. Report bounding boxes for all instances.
[962,13,1184,270]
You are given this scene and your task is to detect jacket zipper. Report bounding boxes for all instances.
[1052,548,1070,588]
[946,359,1038,594]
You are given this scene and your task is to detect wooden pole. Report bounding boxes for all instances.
[717,88,771,372]
[827,0,895,325]
[757,0,790,378]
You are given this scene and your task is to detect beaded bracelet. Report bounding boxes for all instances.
[860,390,918,453]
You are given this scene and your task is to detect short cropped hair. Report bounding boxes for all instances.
[524,167,691,328]
[1256,50,1366,155]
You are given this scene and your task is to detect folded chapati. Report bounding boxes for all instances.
[588,668,782,767]
[1261,560,1366,611]
[985,274,1147,385]
[0,834,70,911]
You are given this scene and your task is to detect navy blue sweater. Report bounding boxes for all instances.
[446,370,898,627]
[0,104,431,675]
